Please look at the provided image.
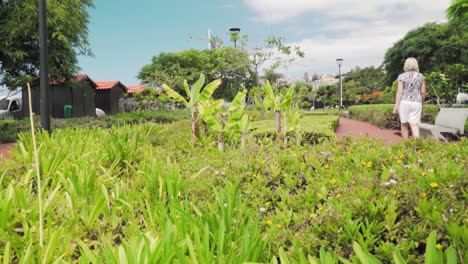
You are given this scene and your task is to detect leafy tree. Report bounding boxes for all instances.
[383,20,468,85]
[138,48,251,100]
[446,0,468,21]
[0,0,94,86]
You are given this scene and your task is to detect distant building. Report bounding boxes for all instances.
[126,85,145,94]
[95,81,127,115]
[311,73,339,90]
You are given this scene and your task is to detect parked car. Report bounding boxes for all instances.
[0,95,22,120]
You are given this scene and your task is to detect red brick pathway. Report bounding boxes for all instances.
[0,143,16,161]
[336,117,403,145]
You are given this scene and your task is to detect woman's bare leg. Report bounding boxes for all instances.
[401,123,409,139]
[410,123,420,138]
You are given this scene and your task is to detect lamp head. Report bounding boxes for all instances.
[229,27,241,33]
[336,58,343,66]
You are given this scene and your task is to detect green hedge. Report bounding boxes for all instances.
[348,104,439,129]
[250,114,339,144]
[0,109,190,143]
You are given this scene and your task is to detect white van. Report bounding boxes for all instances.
[0,95,22,120]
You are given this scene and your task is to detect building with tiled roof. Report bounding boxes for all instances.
[95,80,127,115]
[126,85,145,94]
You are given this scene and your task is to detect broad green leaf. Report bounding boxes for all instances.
[238,114,251,133]
[190,74,205,103]
[425,231,443,264]
[445,246,457,264]
[392,247,407,264]
[199,78,222,102]
[352,241,382,264]
[228,90,247,112]
[183,80,191,100]
[162,84,188,106]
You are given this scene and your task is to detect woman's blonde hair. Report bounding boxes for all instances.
[404,57,419,72]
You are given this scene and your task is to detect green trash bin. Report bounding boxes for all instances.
[64,105,72,119]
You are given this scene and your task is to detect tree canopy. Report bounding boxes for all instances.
[383,18,468,85]
[0,0,94,86]
[138,48,252,100]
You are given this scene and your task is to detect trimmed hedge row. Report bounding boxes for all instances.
[0,109,190,143]
[250,113,339,144]
[348,104,439,130]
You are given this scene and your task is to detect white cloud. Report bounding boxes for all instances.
[245,0,452,79]
[244,0,450,24]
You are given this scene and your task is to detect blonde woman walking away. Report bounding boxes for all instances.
[393,57,426,139]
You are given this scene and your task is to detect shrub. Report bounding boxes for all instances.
[348,104,439,129]
[0,122,466,263]
[250,114,338,144]
[0,109,190,143]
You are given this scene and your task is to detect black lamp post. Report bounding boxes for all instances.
[336,58,343,109]
[229,27,241,49]
[39,0,51,132]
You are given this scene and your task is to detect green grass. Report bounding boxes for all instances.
[0,115,466,263]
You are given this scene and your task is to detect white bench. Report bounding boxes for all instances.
[419,108,468,141]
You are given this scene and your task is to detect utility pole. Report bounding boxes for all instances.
[39,0,51,132]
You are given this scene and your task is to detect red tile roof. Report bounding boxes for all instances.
[126,85,145,93]
[76,74,88,81]
[95,81,121,90]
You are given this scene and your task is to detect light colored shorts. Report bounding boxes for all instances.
[399,100,422,124]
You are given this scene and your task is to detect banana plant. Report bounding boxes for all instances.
[283,107,301,145]
[162,74,222,146]
[238,114,251,149]
[199,90,247,151]
[262,81,296,142]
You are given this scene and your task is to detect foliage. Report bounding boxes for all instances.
[446,0,468,21]
[348,104,439,130]
[250,113,338,144]
[0,118,466,262]
[0,0,94,86]
[425,72,457,108]
[262,82,296,141]
[138,48,251,100]
[0,109,190,143]
[383,19,468,85]
[163,74,222,145]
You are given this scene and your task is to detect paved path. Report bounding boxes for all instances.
[0,143,16,161]
[336,117,403,145]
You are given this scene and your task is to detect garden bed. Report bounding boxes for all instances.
[0,119,466,263]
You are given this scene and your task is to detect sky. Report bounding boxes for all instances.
[0,0,452,96]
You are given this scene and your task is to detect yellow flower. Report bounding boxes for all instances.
[399,154,404,159]
[292,153,297,157]
[336,193,342,198]
[420,172,427,176]
[420,192,427,198]
[430,182,439,188]
[397,160,402,164]
[265,202,271,206]
[366,161,372,168]
[51,221,57,226]
[276,224,282,228]
[63,250,69,256]
[324,164,329,169]
[301,162,305,166]
[116,206,122,211]
[252,174,257,178]
[435,244,442,250]
[309,213,316,218]
[266,220,273,225]
[329,178,336,184]
[83,238,89,243]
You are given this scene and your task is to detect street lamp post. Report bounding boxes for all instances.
[39,0,51,132]
[230,27,241,98]
[336,58,343,109]
[229,27,241,49]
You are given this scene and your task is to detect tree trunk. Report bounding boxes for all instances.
[217,114,227,152]
[275,110,282,142]
[241,133,245,149]
[191,105,199,146]
[203,120,209,135]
